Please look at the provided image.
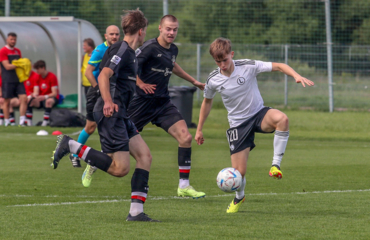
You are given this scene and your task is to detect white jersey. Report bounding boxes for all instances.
[204,59,272,128]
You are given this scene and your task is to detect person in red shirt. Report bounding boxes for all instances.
[29,60,59,126]
[0,32,27,126]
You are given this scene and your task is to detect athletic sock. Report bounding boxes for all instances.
[9,112,15,124]
[68,140,112,172]
[130,168,149,217]
[0,109,3,125]
[19,115,26,125]
[235,177,246,200]
[42,107,52,125]
[178,147,191,188]
[272,130,289,168]
[72,129,91,158]
[26,107,33,124]
[4,118,10,126]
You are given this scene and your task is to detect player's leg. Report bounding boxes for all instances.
[9,97,19,125]
[261,109,289,179]
[2,82,15,126]
[126,133,159,222]
[166,116,205,198]
[25,97,35,126]
[17,82,27,126]
[0,97,4,125]
[71,86,99,167]
[226,148,249,213]
[41,98,55,126]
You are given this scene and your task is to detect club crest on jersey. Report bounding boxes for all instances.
[135,48,141,57]
[26,81,31,86]
[41,83,47,89]
[237,77,246,85]
[111,55,121,65]
[172,55,176,65]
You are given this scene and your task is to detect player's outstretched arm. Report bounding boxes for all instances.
[195,98,213,145]
[173,63,205,90]
[136,76,156,94]
[98,67,117,117]
[271,63,314,87]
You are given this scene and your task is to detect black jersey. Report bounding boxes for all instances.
[135,38,178,98]
[94,41,138,119]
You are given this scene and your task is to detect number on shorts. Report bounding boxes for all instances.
[227,129,238,143]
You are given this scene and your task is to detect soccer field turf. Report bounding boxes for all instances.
[1,109,370,239]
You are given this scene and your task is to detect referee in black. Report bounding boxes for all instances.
[127,15,206,199]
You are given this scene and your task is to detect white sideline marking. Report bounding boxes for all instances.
[6,189,370,208]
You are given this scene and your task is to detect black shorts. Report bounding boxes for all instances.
[127,96,183,132]
[227,107,274,155]
[39,97,58,109]
[2,81,26,98]
[95,115,139,153]
[85,85,100,121]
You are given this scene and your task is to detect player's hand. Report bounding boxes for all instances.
[295,76,314,88]
[195,131,205,145]
[103,100,118,117]
[193,81,205,90]
[36,95,44,101]
[138,82,156,94]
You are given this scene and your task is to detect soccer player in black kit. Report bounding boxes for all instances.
[51,9,159,222]
[128,15,206,198]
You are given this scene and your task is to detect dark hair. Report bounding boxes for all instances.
[209,38,232,60]
[33,60,46,69]
[7,32,17,38]
[83,38,95,49]
[121,8,148,35]
[160,15,178,25]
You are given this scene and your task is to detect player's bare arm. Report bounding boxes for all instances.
[271,63,314,87]
[1,60,16,70]
[136,75,156,94]
[98,67,117,117]
[85,64,98,87]
[173,62,205,90]
[195,98,213,145]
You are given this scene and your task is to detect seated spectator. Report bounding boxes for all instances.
[10,69,39,126]
[28,60,59,126]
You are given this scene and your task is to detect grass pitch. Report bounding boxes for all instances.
[1,109,370,239]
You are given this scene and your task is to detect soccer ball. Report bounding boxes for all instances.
[216,168,242,193]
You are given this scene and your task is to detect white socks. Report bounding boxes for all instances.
[19,116,26,125]
[68,140,82,154]
[272,130,289,167]
[236,177,246,199]
[179,179,190,189]
[129,202,143,217]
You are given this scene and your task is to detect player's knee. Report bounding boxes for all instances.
[113,167,130,178]
[279,114,289,128]
[137,151,152,166]
[85,123,96,135]
[179,132,192,145]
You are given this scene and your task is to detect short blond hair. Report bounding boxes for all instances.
[209,38,232,60]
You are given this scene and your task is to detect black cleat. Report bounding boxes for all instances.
[69,154,82,168]
[51,135,72,169]
[126,213,160,222]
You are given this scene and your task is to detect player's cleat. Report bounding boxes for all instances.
[126,213,160,222]
[226,196,245,213]
[69,154,82,168]
[51,135,72,169]
[177,186,206,199]
[82,164,97,187]
[269,166,283,179]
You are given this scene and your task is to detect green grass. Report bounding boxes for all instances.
[1,109,370,239]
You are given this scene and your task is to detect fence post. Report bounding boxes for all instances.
[284,44,288,107]
[163,0,168,16]
[325,0,334,112]
[5,0,10,16]
[196,43,201,105]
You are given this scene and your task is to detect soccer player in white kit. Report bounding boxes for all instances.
[195,38,314,213]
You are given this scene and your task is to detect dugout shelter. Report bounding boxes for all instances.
[0,17,103,113]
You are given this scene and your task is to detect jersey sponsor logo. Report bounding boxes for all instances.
[110,55,121,65]
[135,48,142,57]
[128,76,136,81]
[237,77,246,85]
[151,67,172,76]
[41,83,47,89]
[157,54,162,57]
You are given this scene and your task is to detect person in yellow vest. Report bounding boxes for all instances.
[81,38,95,98]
